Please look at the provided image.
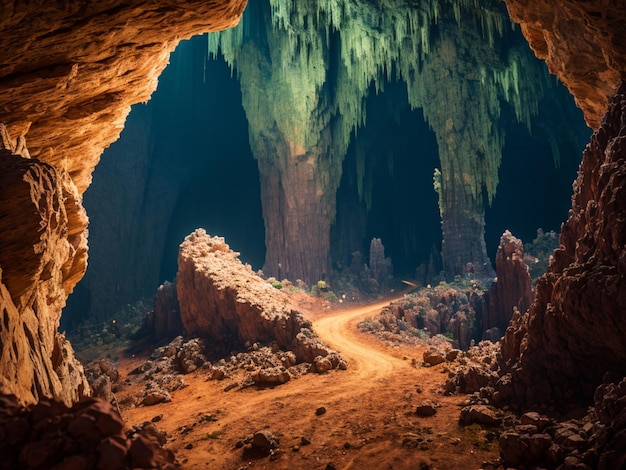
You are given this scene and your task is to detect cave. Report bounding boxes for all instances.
[1,0,625,468]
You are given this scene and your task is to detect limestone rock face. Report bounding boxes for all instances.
[0,129,89,405]
[504,0,626,129]
[0,0,247,193]
[486,230,532,332]
[176,229,338,363]
[0,0,246,405]
[498,82,626,406]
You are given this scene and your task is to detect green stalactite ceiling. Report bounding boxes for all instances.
[208,0,550,210]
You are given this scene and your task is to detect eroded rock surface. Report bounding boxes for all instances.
[504,0,626,129]
[0,127,89,405]
[176,229,340,364]
[0,0,247,193]
[0,393,178,469]
[498,82,626,406]
[485,230,532,332]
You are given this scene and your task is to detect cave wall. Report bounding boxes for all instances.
[504,0,626,130]
[498,82,626,406]
[0,0,247,404]
[497,0,626,406]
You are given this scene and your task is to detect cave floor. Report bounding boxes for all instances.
[117,298,498,469]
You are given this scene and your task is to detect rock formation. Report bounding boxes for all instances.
[0,0,247,193]
[0,0,247,405]
[146,281,182,342]
[504,0,626,130]
[498,82,626,406]
[176,229,339,363]
[0,394,177,469]
[485,230,533,332]
[368,238,393,287]
[0,126,89,406]
[210,0,554,282]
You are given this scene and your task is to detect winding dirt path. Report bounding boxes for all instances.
[120,299,498,469]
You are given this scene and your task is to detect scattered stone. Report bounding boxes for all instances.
[459,405,503,426]
[423,348,446,366]
[416,401,438,417]
[247,430,279,456]
[141,391,171,407]
[251,367,291,385]
[314,356,333,373]
[446,349,461,362]
[316,407,327,416]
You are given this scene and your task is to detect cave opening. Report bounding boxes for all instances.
[332,80,442,278]
[64,0,590,332]
[62,36,265,329]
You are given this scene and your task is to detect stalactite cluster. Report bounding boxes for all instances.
[208,0,556,281]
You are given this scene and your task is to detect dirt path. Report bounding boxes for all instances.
[120,299,498,469]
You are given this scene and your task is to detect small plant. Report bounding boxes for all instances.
[316,280,329,291]
[199,431,222,440]
[271,280,283,289]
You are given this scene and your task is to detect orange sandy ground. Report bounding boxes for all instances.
[118,298,499,469]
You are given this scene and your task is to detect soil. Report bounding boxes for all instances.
[118,297,500,469]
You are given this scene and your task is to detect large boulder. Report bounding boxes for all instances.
[176,229,339,364]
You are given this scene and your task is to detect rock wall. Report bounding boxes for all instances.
[0,0,247,193]
[0,126,89,405]
[504,0,626,129]
[498,82,626,406]
[176,229,337,362]
[0,1,247,405]
[485,230,532,332]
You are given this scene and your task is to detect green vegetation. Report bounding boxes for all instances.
[524,229,560,284]
[66,299,150,360]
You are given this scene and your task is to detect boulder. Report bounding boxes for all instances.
[176,230,342,366]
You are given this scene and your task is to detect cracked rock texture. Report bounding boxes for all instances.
[0,126,89,406]
[176,229,338,363]
[504,0,626,129]
[0,1,246,405]
[0,0,247,193]
[498,82,626,407]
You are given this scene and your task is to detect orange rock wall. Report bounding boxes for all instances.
[504,0,626,129]
[0,0,247,405]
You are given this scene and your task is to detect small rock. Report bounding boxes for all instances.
[415,401,438,417]
[314,356,332,373]
[316,407,327,416]
[423,349,446,366]
[446,349,461,362]
[141,391,171,406]
[251,430,278,451]
[459,405,502,426]
[520,411,551,431]
[499,432,529,466]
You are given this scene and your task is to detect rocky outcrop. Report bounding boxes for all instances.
[0,127,89,406]
[485,230,533,332]
[146,281,182,342]
[504,0,626,129]
[0,393,177,469]
[0,0,246,406]
[498,82,626,407]
[0,0,247,193]
[176,229,339,363]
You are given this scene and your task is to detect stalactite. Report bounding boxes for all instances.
[207,0,557,280]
